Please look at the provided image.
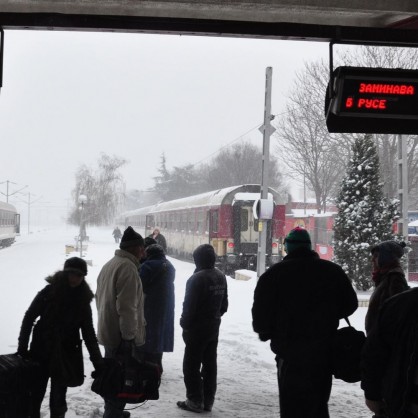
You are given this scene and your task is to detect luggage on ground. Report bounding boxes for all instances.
[0,353,40,417]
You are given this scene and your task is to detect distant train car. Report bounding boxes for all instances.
[121,185,286,273]
[0,201,20,247]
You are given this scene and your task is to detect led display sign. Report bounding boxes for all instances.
[325,66,418,134]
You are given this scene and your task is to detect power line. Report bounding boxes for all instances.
[189,110,288,170]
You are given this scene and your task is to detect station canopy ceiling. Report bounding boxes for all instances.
[0,1,417,45]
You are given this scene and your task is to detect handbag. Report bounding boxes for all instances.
[91,343,161,404]
[331,317,366,383]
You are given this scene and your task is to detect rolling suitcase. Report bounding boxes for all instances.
[0,353,40,418]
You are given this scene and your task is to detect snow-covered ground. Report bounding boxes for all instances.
[1,226,373,417]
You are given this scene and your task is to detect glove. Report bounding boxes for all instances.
[91,358,106,379]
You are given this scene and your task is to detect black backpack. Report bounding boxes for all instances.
[331,317,366,383]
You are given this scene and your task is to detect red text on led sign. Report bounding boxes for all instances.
[345,97,387,110]
[359,83,414,95]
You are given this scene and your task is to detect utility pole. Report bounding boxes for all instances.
[397,134,409,278]
[257,67,275,277]
[0,180,27,202]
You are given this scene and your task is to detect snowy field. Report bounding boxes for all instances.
[0,226,373,417]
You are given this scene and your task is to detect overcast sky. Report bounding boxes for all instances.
[0,29,330,224]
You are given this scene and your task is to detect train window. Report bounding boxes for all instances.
[206,211,210,234]
[211,211,219,233]
[181,213,187,231]
[241,209,249,232]
[187,212,192,232]
[197,211,204,233]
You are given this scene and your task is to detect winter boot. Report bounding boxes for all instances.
[203,403,213,412]
[177,400,203,413]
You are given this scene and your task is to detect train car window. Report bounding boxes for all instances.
[181,212,187,231]
[197,211,204,233]
[206,211,210,234]
[316,217,332,245]
[211,211,219,233]
[241,209,249,232]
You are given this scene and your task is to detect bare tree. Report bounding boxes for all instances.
[274,59,347,212]
[201,141,288,200]
[276,47,418,210]
[68,153,127,226]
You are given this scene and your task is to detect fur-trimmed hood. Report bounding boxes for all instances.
[44,270,94,308]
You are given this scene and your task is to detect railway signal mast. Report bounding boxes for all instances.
[256,67,276,277]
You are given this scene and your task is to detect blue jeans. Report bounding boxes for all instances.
[103,346,126,418]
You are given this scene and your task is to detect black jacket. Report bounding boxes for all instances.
[361,288,418,418]
[365,266,408,335]
[180,267,228,331]
[18,272,102,380]
[252,248,358,360]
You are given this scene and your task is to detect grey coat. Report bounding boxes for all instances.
[96,249,146,348]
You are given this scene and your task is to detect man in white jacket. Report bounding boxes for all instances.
[96,226,146,418]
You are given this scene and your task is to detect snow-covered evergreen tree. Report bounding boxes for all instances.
[333,134,399,290]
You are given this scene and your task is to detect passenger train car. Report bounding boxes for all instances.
[0,201,20,247]
[121,185,286,273]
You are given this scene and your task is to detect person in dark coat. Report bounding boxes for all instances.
[112,226,122,243]
[140,236,157,263]
[17,257,103,418]
[365,240,408,335]
[138,243,176,372]
[252,227,358,418]
[149,227,167,253]
[362,287,418,418]
[177,244,228,413]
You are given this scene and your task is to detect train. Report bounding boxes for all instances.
[120,188,418,281]
[0,201,20,247]
[119,185,286,273]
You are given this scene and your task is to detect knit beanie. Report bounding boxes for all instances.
[284,227,312,254]
[120,226,144,249]
[193,244,216,269]
[144,236,157,248]
[63,257,88,276]
[371,240,406,267]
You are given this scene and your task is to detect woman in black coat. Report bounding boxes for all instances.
[17,257,103,418]
[139,244,175,372]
